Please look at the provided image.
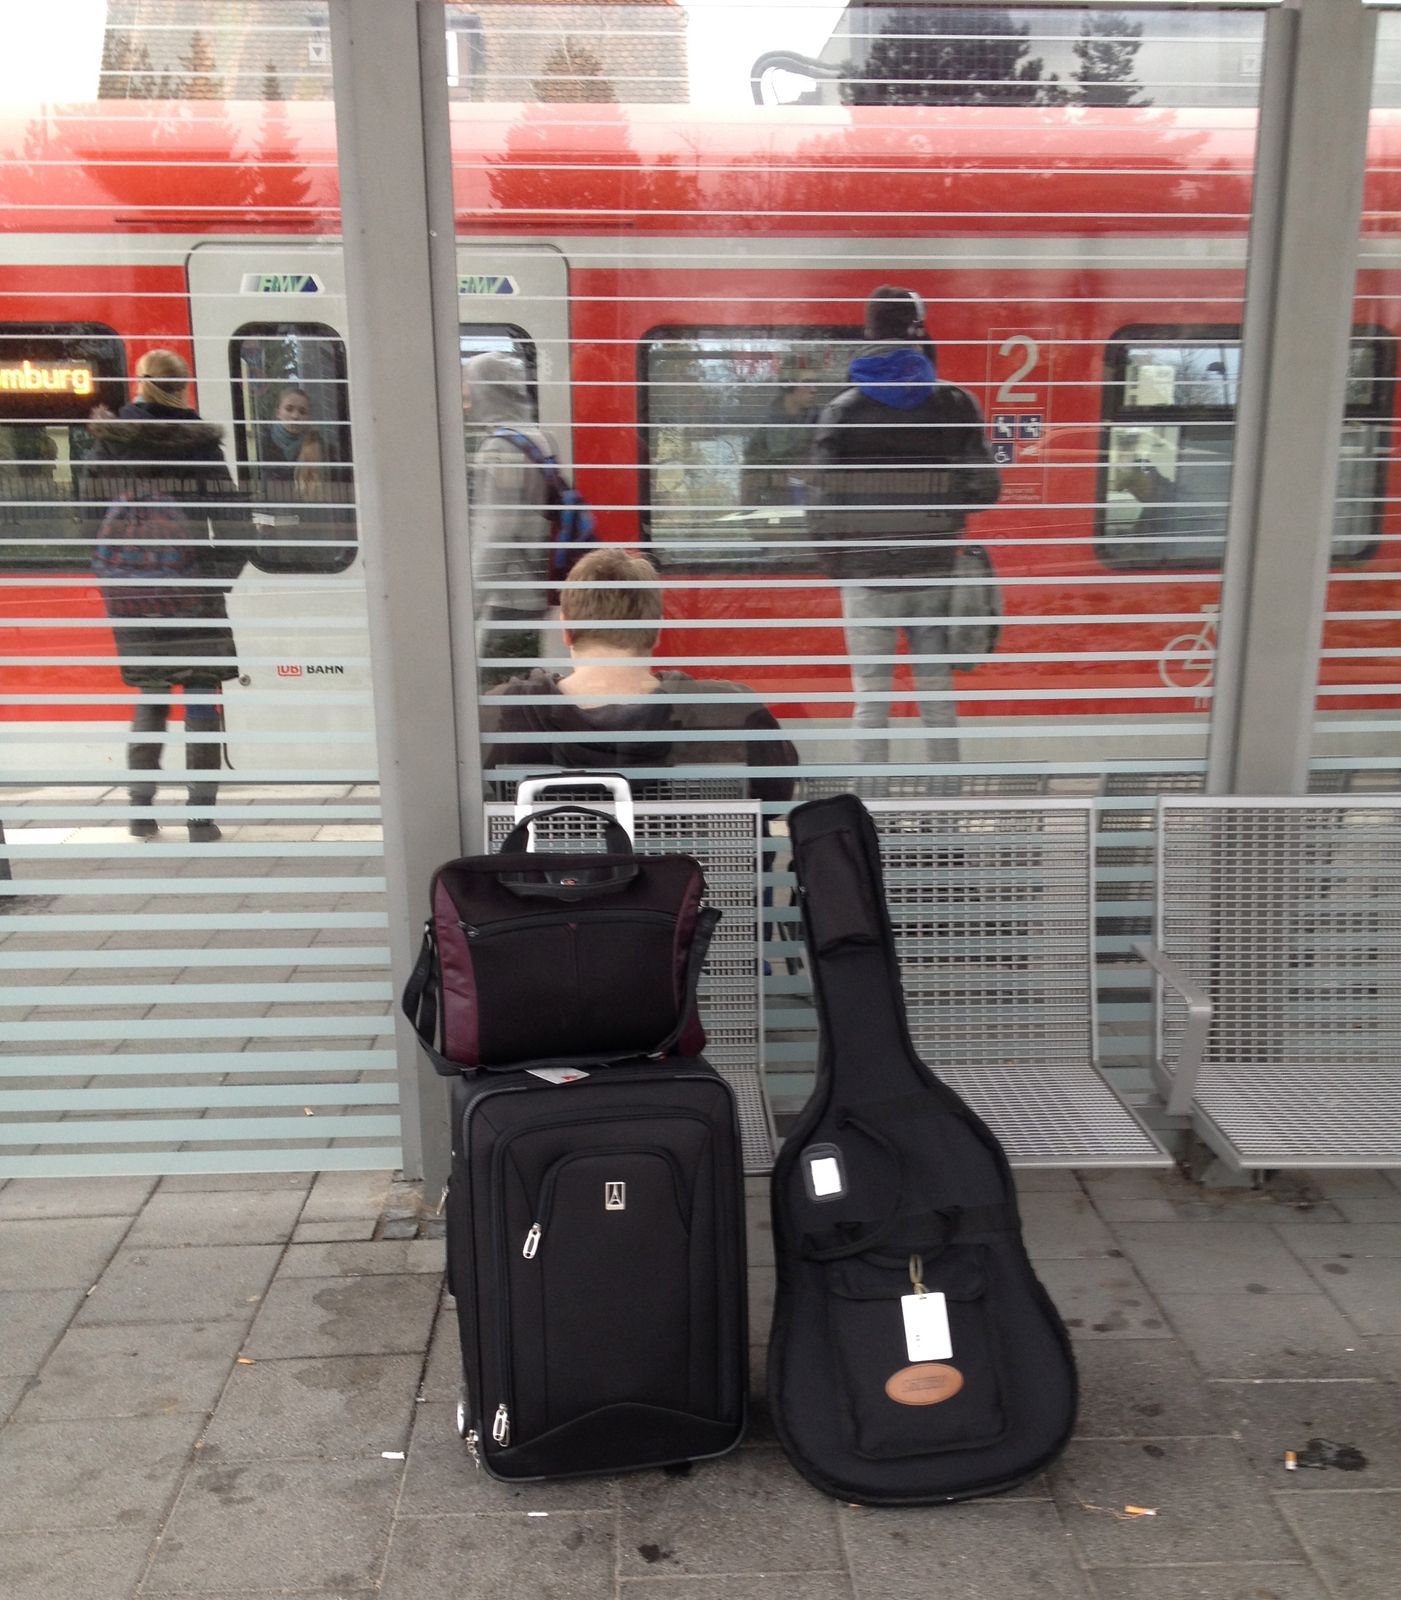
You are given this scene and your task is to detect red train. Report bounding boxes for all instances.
[1,99,1395,776]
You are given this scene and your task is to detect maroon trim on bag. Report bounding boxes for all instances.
[434,877,479,1066]
[671,871,707,1057]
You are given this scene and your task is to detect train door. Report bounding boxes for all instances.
[186,242,569,774]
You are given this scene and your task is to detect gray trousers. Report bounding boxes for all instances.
[841,582,958,771]
[129,686,223,809]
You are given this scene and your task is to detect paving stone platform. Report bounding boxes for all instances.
[1,1163,1399,1600]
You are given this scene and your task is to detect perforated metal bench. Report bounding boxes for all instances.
[861,799,1168,1168]
[1141,796,1401,1171]
[484,795,774,1174]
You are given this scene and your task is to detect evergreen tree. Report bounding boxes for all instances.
[533,38,616,103]
[1073,12,1150,107]
[182,30,224,101]
[97,30,134,99]
[843,8,1064,107]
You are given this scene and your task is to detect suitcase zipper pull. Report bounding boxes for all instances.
[464,1429,481,1469]
[522,1223,541,1259]
[492,1403,510,1446]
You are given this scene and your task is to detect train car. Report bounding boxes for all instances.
[1,99,1396,783]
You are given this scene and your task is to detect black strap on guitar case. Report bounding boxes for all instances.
[768,794,1077,1504]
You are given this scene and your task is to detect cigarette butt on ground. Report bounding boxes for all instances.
[1284,1450,1298,1470]
[1123,1506,1158,1517]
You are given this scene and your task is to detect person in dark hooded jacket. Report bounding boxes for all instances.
[479,547,797,803]
[809,286,1001,773]
[80,349,249,842]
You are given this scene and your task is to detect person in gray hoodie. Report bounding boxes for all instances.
[462,351,557,681]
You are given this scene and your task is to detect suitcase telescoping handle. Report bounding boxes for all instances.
[514,773,636,850]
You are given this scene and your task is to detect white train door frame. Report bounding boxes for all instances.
[186,241,570,779]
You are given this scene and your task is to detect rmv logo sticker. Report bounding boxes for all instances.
[240,273,325,295]
[457,274,518,297]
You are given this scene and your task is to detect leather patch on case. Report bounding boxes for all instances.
[884,1363,965,1406]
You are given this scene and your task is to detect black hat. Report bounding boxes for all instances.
[864,285,927,343]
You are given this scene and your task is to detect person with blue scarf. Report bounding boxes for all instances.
[809,286,1001,784]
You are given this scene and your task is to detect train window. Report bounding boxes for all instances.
[230,323,356,575]
[0,323,125,571]
[1099,324,1392,570]
[460,323,539,443]
[640,327,862,555]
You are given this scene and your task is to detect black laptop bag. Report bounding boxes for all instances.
[767,794,1077,1504]
[446,1058,748,1480]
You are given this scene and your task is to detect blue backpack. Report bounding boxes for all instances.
[92,496,201,619]
[492,428,598,584]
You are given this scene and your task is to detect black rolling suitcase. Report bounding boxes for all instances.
[767,794,1077,1504]
[411,779,748,1480]
[446,1058,747,1479]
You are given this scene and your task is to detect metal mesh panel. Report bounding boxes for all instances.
[485,801,773,1173]
[1158,799,1401,1167]
[863,801,1164,1165]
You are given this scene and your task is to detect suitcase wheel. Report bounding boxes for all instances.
[455,1393,471,1440]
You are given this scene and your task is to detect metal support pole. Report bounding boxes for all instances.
[329,0,482,1188]
[1207,0,1377,795]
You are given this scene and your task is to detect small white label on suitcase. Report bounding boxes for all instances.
[901,1292,952,1362]
[526,1067,591,1084]
[809,1156,843,1197]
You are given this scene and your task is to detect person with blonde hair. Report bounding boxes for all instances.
[479,546,797,802]
[80,348,249,842]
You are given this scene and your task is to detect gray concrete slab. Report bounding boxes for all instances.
[143,1458,401,1593]
[276,1239,444,1278]
[615,1448,842,1577]
[1037,1258,1173,1340]
[300,1170,393,1223]
[0,1413,201,1534]
[0,1375,31,1423]
[1022,1191,1118,1259]
[0,1217,130,1291]
[75,1244,282,1327]
[293,1217,380,1243]
[14,1321,245,1422]
[1275,1222,1401,1258]
[0,1288,86,1377]
[1052,1437,1305,1566]
[242,1273,441,1359]
[621,1580,854,1600]
[201,1352,421,1461]
[1156,1293,1378,1380]
[1085,1567,1330,1600]
[1277,1490,1401,1600]
[418,1298,460,1404]
[399,1401,618,1515]
[841,1501,1093,1600]
[380,1510,617,1600]
[1070,1342,1231,1440]
[0,1178,156,1220]
[124,1188,307,1248]
[1111,1223,1319,1297]
[1214,1378,1401,1489]
[0,1528,156,1600]
[1303,1255,1401,1335]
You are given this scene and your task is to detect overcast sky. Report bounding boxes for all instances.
[0,0,845,108]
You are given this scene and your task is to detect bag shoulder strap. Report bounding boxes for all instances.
[401,903,720,1079]
[492,427,562,476]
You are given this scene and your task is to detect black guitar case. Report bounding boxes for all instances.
[768,794,1077,1504]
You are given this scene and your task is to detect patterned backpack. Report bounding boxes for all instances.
[92,496,201,619]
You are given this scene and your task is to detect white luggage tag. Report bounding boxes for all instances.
[901,1253,953,1362]
[526,1066,591,1085]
